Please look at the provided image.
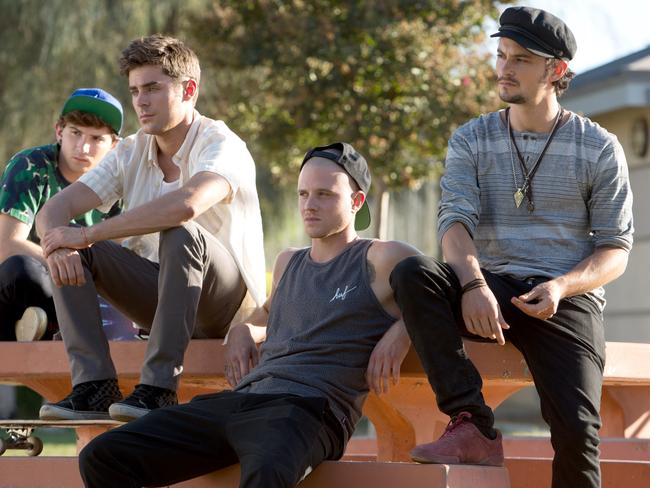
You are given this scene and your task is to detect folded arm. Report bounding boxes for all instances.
[39,171,231,254]
[0,215,44,264]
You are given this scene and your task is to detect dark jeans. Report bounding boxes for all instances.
[390,256,605,488]
[79,392,345,488]
[0,255,57,340]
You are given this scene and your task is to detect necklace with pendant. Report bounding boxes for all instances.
[506,107,563,212]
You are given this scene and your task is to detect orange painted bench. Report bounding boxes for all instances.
[1,340,649,463]
[363,341,650,461]
[0,340,228,450]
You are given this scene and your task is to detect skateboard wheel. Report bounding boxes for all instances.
[26,436,43,457]
[0,438,6,455]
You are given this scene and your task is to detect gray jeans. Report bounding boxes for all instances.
[52,222,246,390]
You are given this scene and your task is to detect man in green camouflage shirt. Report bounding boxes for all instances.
[0,88,123,341]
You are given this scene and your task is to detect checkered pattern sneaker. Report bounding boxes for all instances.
[39,379,122,420]
[109,384,178,422]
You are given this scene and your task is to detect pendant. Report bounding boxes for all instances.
[514,189,524,208]
[527,200,535,213]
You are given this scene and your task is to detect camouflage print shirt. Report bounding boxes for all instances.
[0,143,120,243]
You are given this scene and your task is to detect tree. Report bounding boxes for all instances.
[0,0,205,165]
[190,0,509,236]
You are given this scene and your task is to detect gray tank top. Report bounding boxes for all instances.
[235,239,396,440]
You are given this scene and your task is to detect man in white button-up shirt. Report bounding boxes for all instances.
[35,34,266,422]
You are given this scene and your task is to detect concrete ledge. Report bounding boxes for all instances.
[505,457,650,488]
[345,436,650,462]
[0,458,510,488]
[3,456,650,488]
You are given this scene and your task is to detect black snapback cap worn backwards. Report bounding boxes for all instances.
[491,6,577,61]
[301,142,371,231]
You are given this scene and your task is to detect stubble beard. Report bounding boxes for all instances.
[499,90,526,104]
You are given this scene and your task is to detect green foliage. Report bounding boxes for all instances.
[0,0,510,240]
[0,0,206,163]
[190,0,507,193]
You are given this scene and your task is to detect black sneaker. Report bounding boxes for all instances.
[39,379,122,420]
[108,384,177,421]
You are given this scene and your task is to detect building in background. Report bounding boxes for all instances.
[563,46,650,342]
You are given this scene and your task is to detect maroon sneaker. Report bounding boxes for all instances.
[410,412,504,466]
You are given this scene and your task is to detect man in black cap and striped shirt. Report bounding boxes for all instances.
[390,7,633,488]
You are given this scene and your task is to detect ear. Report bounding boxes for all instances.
[54,123,64,144]
[183,79,198,100]
[352,191,366,212]
[550,60,568,82]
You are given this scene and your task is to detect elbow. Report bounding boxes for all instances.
[616,251,629,278]
[177,201,200,224]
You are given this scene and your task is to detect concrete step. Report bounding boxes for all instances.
[344,436,650,461]
[0,457,510,488]
[505,457,650,488]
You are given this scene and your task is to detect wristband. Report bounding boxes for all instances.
[461,278,487,296]
[80,226,92,248]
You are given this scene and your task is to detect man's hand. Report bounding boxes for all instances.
[42,226,90,256]
[366,321,411,395]
[224,324,259,387]
[461,285,510,345]
[511,280,564,320]
[46,248,86,287]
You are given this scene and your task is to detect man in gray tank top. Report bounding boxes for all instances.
[78,142,420,488]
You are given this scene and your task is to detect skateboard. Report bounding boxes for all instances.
[0,419,121,456]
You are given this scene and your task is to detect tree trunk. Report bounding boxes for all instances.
[371,181,391,240]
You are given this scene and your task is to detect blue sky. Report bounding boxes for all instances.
[487,1,650,74]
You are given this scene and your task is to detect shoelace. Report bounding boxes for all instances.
[129,384,156,401]
[441,412,473,438]
[66,382,95,400]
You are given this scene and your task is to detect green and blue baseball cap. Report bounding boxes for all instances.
[61,88,124,135]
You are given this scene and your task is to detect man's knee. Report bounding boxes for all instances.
[0,255,38,284]
[78,434,110,479]
[159,223,202,254]
[390,255,447,294]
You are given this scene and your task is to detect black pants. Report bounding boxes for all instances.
[390,256,605,488]
[79,392,345,488]
[0,255,57,340]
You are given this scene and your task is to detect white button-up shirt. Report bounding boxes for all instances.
[79,111,266,311]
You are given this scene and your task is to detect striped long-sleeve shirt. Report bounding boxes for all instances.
[438,110,634,309]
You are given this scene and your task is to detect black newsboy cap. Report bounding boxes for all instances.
[491,7,576,61]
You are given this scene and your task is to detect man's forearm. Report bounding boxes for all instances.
[440,222,484,285]
[85,191,197,243]
[234,303,270,343]
[86,172,231,243]
[35,199,75,240]
[0,239,45,265]
[554,247,629,298]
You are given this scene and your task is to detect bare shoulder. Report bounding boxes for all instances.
[367,239,421,272]
[271,247,303,287]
